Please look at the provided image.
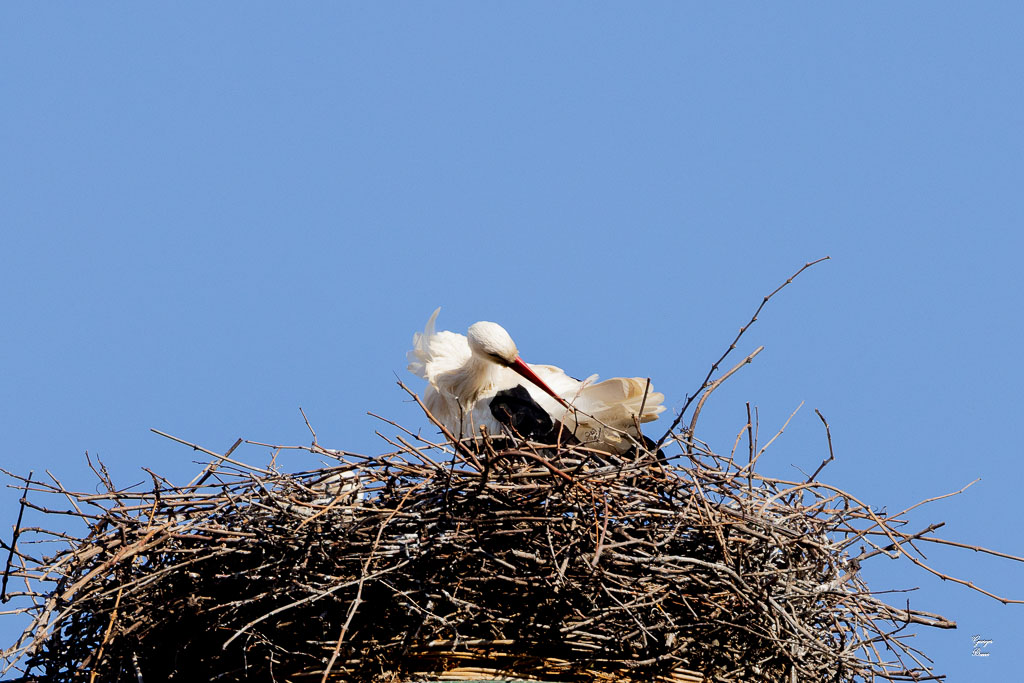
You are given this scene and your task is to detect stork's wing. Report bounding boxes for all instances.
[407,308,471,382]
[576,377,666,425]
[526,364,592,396]
[523,364,664,425]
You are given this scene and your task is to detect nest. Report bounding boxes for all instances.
[5,395,1019,683]
[4,263,1021,682]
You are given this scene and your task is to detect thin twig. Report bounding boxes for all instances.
[685,346,765,452]
[656,256,830,450]
[805,409,835,484]
[1,470,32,603]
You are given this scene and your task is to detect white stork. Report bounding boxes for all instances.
[407,308,665,454]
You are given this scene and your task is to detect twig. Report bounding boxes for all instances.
[88,586,124,683]
[656,256,830,450]
[685,346,765,452]
[299,406,318,446]
[152,429,270,475]
[1,470,32,603]
[805,409,835,483]
[320,480,427,681]
[396,380,483,471]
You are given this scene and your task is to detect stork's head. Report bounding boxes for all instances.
[467,321,571,409]
[467,321,519,364]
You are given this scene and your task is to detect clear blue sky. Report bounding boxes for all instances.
[2,3,1022,679]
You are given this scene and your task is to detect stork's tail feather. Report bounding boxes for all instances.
[577,376,665,425]
[406,307,441,379]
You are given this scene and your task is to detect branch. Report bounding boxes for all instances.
[656,256,830,449]
[685,346,764,452]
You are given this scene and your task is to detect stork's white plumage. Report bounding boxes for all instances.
[407,308,665,453]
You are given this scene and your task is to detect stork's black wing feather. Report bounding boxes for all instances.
[488,385,554,441]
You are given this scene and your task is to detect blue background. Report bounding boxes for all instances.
[2,3,1021,679]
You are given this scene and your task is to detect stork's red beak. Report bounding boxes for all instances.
[509,357,572,410]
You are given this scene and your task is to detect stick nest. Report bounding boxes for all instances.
[7,402,1011,683]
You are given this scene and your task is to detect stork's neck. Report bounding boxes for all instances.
[437,353,501,408]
